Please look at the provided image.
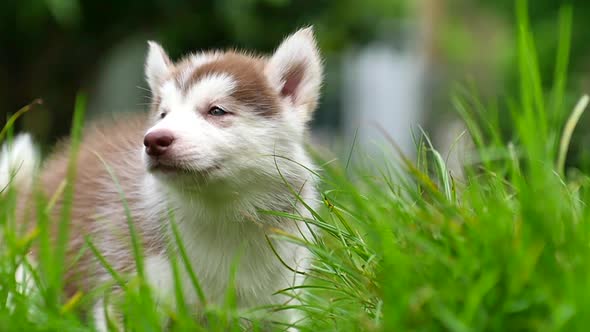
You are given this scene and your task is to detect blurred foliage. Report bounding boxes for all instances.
[444,0,590,88]
[0,0,407,144]
[443,0,590,170]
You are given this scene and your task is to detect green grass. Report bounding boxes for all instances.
[2,0,590,331]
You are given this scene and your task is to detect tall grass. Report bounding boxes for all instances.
[1,0,589,331]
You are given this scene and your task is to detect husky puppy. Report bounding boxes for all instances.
[2,27,322,330]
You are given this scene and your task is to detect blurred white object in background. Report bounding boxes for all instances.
[341,41,426,163]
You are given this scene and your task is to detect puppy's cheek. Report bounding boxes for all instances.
[141,147,151,167]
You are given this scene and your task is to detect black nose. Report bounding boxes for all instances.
[144,130,175,157]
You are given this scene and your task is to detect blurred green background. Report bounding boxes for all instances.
[1,0,589,168]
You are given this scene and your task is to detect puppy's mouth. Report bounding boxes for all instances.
[148,162,184,173]
[147,158,220,175]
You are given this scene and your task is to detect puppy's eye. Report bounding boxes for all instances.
[208,106,227,116]
[160,112,167,119]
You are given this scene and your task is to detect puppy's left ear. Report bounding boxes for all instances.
[145,41,172,94]
[265,27,323,121]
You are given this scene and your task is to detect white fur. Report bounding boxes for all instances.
[138,172,316,323]
[265,27,323,122]
[143,74,242,174]
[156,72,237,115]
[145,41,172,92]
[185,73,237,107]
[178,52,222,86]
[0,133,39,192]
[92,299,109,332]
[92,256,175,332]
[4,257,39,320]
[0,135,40,320]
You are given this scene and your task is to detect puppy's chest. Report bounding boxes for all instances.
[164,214,293,306]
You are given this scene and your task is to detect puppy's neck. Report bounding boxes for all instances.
[141,172,302,227]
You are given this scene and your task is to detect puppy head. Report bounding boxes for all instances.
[142,28,322,189]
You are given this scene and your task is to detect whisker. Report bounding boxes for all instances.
[136,86,152,93]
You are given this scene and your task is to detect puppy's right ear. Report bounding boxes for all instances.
[265,27,323,122]
[145,41,172,93]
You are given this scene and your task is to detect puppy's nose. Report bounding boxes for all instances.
[144,130,175,156]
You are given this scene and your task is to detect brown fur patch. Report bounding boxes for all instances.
[20,113,167,299]
[179,52,280,116]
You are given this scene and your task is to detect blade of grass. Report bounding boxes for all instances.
[557,95,589,175]
[53,93,86,301]
[168,212,207,306]
[0,99,41,143]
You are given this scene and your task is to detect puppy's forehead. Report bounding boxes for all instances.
[175,52,279,116]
